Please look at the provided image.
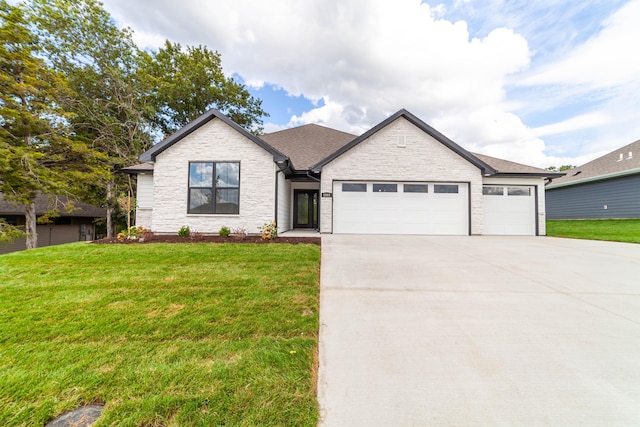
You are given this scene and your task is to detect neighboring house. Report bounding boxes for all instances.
[546,139,640,219]
[123,108,561,236]
[0,193,106,255]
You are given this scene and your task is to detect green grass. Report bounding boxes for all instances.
[546,219,640,243]
[0,242,320,426]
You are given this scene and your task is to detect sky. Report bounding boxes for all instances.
[99,0,640,168]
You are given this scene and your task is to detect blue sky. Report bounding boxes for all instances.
[100,0,640,167]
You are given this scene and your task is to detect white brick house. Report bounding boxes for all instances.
[123,109,560,236]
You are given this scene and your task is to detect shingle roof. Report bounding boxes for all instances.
[139,108,287,163]
[0,193,106,217]
[260,124,357,170]
[472,153,558,176]
[547,139,640,188]
[120,162,154,174]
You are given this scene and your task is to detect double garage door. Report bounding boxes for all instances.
[333,181,469,235]
[332,181,536,235]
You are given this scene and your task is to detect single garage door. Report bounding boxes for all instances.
[333,181,469,235]
[483,185,536,235]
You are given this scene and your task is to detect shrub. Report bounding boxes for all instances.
[258,221,278,240]
[117,226,148,241]
[219,226,231,237]
[177,225,191,238]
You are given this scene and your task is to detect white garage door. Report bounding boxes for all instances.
[483,185,536,235]
[333,181,469,235]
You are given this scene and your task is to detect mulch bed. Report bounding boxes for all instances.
[94,234,321,246]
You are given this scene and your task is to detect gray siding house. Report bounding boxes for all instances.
[0,194,106,255]
[546,140,640,219]
[124,108,561,236]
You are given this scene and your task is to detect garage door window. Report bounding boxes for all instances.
[342,183,367,192]
[373,184,397,192]
[434,184,459,194]
[508,187,531,196]
[483,186,504,195]
[404,184,428,193]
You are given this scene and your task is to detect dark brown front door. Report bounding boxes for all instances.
[294,190,318,229]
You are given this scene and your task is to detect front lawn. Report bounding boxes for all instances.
[0,242,320,426]
[546,219,640,243]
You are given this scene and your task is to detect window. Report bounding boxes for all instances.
[508,187,531,196]
[483,186,504,195]
[188,162,240,214]
[434,184,459,194]
[373,183,397,192]
[404,184,428,193]
[342,183,367,192]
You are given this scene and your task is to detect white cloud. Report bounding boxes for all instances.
[523,0,640,88]
[100,0,640,168]
[533,113,612,137]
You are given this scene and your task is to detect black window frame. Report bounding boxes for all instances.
[188,161,241,214]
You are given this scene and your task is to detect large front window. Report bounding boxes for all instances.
[188,162,240,214]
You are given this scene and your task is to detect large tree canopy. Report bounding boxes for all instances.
[0,0,107,248]
[140,41,268,137]
[1,0,269,244]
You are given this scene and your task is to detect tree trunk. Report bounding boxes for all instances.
[25,201,37,249]
[106,180,115,238]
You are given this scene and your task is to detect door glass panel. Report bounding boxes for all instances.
[297,193,310,225]
[483,186,504,195]
[508,187,531,196]
[313,192,318,224]
[434,184,459,194]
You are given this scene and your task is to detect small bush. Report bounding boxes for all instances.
[258,221,278,240]
[219,226,231,237]
[190,231,204,241]
[177,225,191,238]
[117,226,148,241]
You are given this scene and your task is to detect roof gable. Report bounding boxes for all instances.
[139,108,287,163]
[260,124,356,170]
[310,109,497,174]
[547,139,640,188]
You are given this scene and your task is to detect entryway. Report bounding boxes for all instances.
[293,190,318,229]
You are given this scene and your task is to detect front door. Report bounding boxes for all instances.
[293,190,319,229]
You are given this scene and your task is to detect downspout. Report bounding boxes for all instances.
[274,170,279,225]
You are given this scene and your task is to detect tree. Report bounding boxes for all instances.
[0,1,107,248]
[547,165,575,172]
[140,41,268,136]
[26,0,153,237]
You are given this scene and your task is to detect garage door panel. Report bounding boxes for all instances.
[333,181,468,235]
[483,185,535,235]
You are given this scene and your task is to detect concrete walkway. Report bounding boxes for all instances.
[317,235,640,426]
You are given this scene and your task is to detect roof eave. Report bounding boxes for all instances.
[546,167,640,189]
[489,172,565,178]
[139,108,289,164]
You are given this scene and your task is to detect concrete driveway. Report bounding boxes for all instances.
[317,235,640,426]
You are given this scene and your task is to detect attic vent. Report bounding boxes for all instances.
[618,153,624,161]
[397,136,406,148]
[628,151,633,159]
[573,170,582,176]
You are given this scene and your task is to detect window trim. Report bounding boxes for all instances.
[434,184,459,194]
[342,183,367,192]
[187,161,241,215]
[372,183,398,193]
